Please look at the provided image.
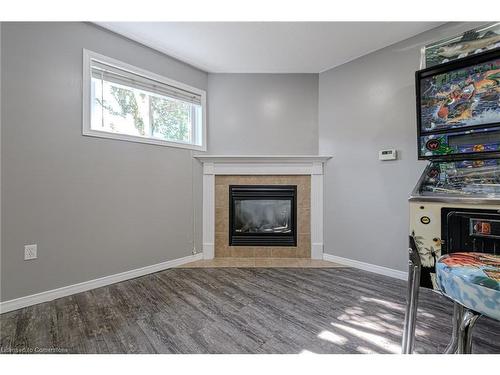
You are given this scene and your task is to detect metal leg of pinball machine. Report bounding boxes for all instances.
[444,302,465,354]
[401,240,421,354]
[457,309,481,354]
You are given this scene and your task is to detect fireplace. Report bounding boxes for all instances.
[229,185,297,246]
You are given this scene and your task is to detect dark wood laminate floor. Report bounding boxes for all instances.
[0,267,499,354]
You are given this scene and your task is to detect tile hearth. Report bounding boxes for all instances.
[178,258,343,268]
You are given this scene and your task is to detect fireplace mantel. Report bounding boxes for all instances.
[194,155,332,175]
[194,155,332,260]
[194,155,332,163]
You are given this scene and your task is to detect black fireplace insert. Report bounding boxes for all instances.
[229,185,297,246]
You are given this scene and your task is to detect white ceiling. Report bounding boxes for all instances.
[97,22,443,73]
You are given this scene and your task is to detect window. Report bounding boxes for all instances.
[83,49,206,150]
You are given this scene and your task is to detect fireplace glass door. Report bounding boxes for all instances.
[229,185,297,246]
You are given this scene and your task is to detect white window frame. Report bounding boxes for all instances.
[82,49,207,151]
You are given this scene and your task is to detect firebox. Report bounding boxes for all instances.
[229,185,297,246]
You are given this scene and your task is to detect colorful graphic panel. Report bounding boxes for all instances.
[418,158,500,196]
[419,57,500,133]
[424,23,500,68]
[419,127,500,158]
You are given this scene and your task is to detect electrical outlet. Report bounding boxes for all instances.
[24,244,37,260]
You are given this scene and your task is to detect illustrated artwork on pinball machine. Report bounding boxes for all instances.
[402,24,500,354]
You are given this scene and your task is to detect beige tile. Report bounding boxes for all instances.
[271,176,287,184]
[214,259,230,267]
[215,232,228,244]
[215,234,230,257]
[296,233,311,258]
[211,258,235,267]
[298,208,310,234]
[271,247,297,258]
[208,258,256,267]
[254,258,275,267]
[215,207,228,233]
[215,185,228,208]
[297,233,311,245]
[178,257,345,268]
[213,174,311,259]
[270,258,300,267]
[297,190,311,208]
[231,247,255,258]
[230,258,256,267]
[215,247,230,258]
[204,258,228,267]
[215,175,232,186]
[296,247,311,258]
[254,247,272,257]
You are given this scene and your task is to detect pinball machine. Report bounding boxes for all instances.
[401,26,500,353]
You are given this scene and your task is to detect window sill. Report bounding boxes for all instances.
[82,128,206,151]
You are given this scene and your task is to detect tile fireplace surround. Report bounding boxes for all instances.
[194,156,331,260]
[217,175,308,257]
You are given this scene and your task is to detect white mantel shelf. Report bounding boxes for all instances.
[194,155,332,176]
[196,155,331,261]
[193,155,332,163]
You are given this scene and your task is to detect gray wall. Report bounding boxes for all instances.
[2,21,486,301]
[1,24,321,302]
[1,22,207,301]
[319,22,484,271]
[207,74,318,154]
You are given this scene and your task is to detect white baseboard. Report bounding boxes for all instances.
[202,242,214,260]
[0,253,203,314]
[323,253,407,280]
[311,243,324,260]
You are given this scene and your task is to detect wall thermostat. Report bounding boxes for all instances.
[379,149,397,161]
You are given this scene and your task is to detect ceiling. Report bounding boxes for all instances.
[97,22,443,73]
